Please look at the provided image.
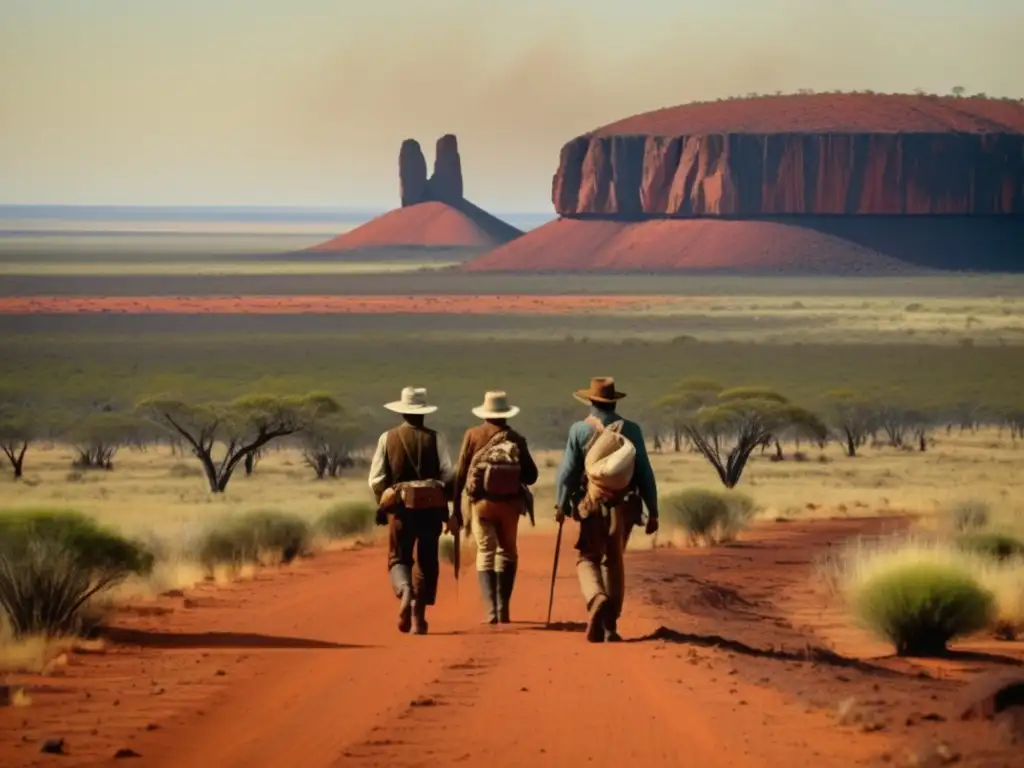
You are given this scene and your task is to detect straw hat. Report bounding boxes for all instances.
[573,376,627,405]
[384,386,438,415]
[471,391,520,420]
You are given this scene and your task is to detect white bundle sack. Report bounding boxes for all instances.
[584,426,636,493]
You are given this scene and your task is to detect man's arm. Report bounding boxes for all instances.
[516,434,539,487]
[367,432,390,502]
[627,422,659,519]
[553,422,585,515]
[451,430,474,522]
[437,431,456,488]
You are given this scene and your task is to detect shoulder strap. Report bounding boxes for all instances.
[583,416,604,453]
[396,427,423,480]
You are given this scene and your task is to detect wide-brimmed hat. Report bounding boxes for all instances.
[573,376,627,405]
[384,386,438,415]
[471,391,520,420]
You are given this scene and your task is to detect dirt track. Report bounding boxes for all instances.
[3,519,1022,767]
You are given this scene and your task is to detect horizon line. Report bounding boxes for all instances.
[0,203,557,215]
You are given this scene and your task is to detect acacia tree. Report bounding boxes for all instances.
[301,413,366,480]
[681,387,821,488]
[774,407,829,458]
[654,378,721,452]
[822,389,877,457]
[0,406,34,479]
[1002,408,1024,442]
[65,411,146,470]
[138,393,340,493]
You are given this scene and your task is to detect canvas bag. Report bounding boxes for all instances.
[578,417,636,518]
[393,429,447,510]
[466,430,522,500]
[466,429,527,521]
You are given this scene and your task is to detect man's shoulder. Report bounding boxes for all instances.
[569,418,598,441]
[386,424,438,446]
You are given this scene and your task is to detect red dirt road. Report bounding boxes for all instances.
[3,520,1021,767]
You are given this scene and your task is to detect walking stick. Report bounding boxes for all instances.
[545,517,564,626]
[452,526,461,599]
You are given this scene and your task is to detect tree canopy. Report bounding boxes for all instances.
[676,385,823,487]
[138,393,341,492]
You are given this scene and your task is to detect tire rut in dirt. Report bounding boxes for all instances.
[334,637,503,766]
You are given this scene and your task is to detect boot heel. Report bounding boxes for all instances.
[397,585,413,633]
[478,570,498,624]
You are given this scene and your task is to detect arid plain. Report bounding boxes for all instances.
[2,245,1024,767]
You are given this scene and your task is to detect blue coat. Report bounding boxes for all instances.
[554,406,658,518]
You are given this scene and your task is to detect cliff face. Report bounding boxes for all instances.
[552,133,1024,217]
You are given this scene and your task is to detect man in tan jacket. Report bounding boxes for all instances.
[452,392,539,624]
[369,387,455,635]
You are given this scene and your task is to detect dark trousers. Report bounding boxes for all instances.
[387,509,444,605]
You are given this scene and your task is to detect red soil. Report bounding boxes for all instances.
[308,201,521,252]
[3,519,1020,767]
[0,294,680,314]
[463,217,925,274]
[591,93,1024,135]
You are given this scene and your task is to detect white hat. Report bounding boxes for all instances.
[471,391,520,420]
[384,387,438,415]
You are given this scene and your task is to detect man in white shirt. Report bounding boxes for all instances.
[368,387,455,635]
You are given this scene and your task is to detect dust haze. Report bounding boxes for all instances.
[1,0,1022,208]
[293,3,1024,209]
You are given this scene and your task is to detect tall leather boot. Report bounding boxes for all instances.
[496,563,517,624]
[389,565,413,634]
[478,570,498,624]
[412,598,428,635]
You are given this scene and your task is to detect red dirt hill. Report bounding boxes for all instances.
[309,201,520,251]
[310,134,522,253]
[464,93,1024,273]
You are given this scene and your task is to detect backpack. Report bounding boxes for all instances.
[392,429,447,510]
[579,417,636,516]
[466,430,522,501]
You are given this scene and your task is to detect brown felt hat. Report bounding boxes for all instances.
[573,376,627,405]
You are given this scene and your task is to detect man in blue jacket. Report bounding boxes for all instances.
[554,377,659,643]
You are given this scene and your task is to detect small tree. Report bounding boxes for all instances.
[0,406,34,480]
[138,393,340,493]
[654,378,721,452]
[951,85,966,97]
[777,407,829,458]
[301,413,365,480]
[822,389,877,457]
[1001,408,1024,442]
[65,411,145,470]
[682,387,820,488]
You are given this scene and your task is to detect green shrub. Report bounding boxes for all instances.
[196,510,311,571]
[663,489,755,545]
[850,562,994,656]
[957,532,1024,561]
[316,502,375,539]
[0,508,153,637]
[950,500,990,532]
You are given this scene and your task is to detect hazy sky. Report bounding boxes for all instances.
[1,0,1021,211]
